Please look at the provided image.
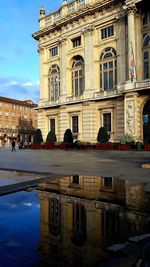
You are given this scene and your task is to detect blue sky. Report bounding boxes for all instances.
[0,0,62,103]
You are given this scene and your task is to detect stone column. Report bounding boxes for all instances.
[135,11,143,81]
[38,47,48,103]
[59,36,67,100]
[127,5,137,80]
[82,25,95,98]
[116,14,126,82]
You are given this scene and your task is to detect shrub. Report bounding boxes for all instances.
[63,128,73,144]
[97,127,109,143]
[33,129,43,144]
[46,131,57,143]
[120,133,135,144]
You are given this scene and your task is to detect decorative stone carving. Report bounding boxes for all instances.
[126,100,135,134]
[59,36,67,45]
[81,24,95,36]
[37,46,44,54]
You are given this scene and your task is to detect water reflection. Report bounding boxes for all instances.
[36,176,150,266]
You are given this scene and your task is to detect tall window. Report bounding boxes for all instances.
[72,204,86,246]
[143,12,150,79]
[72,116,79,139]
[72,56,84,96]
[48,64,60,101]
[50,118,55,133]
[143,36,150,79]
[49,198,61,236]
[103,113,111,132]
[100,47,117,91]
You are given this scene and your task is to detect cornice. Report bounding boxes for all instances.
[32,0,122,41]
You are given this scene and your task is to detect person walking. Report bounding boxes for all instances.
[11,139,16,151]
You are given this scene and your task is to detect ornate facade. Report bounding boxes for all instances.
[33,0,150,143]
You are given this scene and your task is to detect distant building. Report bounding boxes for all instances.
[0,96,37,147]
[33,0,150,144]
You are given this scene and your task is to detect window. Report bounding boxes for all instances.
[50,46,58,57]
[48,64,60,101]
[72,175,79,184]
[143,34,150,79]
[77,0,85,8]
[50,118,55,133]
[72,116,79,139]
[102,177,113,191]
[72,37,81,48]
[143,12,150,79]
[100,47,117,90]
[73,204,86,241]
[103,210,118,237]
[103,113,111,132]
[72,56,84,96]
[101,25,114,39]
[49,198,61,236]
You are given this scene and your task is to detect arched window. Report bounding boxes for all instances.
[100,47,117,91]
[143,34,150,79]
[48,64,60,101]
[72,56,84,96]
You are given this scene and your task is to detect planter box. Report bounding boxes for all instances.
[96,143,113,150]
[119,144,131,150]
[144,144,150,151]
[59,143,73,149]
[45,142,55,149]
[31,144,42,149]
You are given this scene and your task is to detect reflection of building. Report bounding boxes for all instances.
[33,0,150,144]
[0,97,37,147]
[37,176,150,266]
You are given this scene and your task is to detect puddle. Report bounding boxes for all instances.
[0,175,150,267]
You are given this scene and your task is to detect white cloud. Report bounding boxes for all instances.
[0,77,39,103]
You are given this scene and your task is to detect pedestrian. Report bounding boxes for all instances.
[11,139,16,151]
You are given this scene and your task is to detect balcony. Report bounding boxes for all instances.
[41,0,86,28]
[93,88,121,99]
[135,79,150,90]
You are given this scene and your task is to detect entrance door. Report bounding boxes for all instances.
[143,99,150,144]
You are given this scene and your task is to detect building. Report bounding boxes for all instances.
[0,96,37,147]
[32,0,150,144]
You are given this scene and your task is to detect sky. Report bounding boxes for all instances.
[0,0,62,103]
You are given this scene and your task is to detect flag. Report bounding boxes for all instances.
[129,42,136,82]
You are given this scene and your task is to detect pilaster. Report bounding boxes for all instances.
[124,92,139,138]
[59,36,67,100]
[82,25,95,97]
[116,13,126,82]
[126,4,137,80]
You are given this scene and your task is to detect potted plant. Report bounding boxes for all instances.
[45,130,57,149]
[96,127,110,150]
[31,128,43,149]
[119,133,135,150]
[60,128,73,149]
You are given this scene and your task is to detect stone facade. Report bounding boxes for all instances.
[33,0,150,143]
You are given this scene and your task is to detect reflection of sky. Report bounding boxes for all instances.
[0,191,40,267]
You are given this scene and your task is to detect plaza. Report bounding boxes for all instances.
[0,148,150,192]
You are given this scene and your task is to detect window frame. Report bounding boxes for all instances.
[100,47,117,91]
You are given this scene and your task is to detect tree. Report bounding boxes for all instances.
[46,130,57,143]
[97,127,109,143]
[33,129,43,144]
[63,128,73,144]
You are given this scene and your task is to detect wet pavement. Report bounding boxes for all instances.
[0,148,150,267]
